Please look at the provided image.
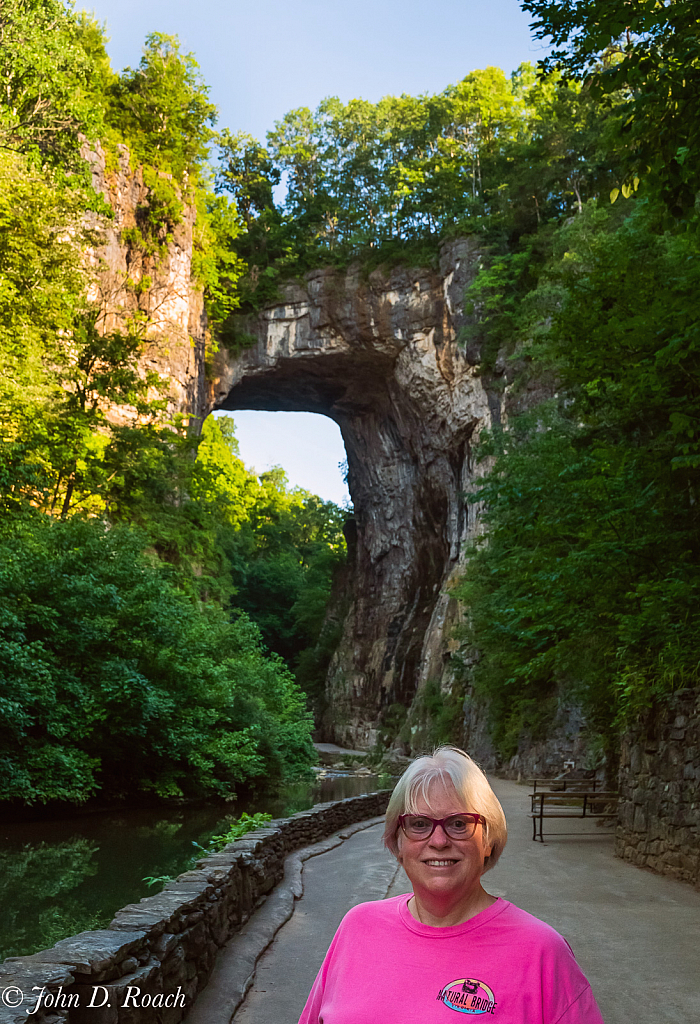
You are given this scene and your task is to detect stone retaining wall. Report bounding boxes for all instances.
[616,689,700,889]
[0,791,391,1024]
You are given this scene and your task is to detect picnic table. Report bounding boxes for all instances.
[528,777,602,793]
[528,789,618,842]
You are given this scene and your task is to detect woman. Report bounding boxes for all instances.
[299,746,604,1023]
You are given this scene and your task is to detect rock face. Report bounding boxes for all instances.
[83,141,208,426]
[211,240,496,748]
[79,151,567,761]
[79,152,603,768]
[83,148,498,750]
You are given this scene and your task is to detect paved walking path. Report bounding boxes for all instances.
[193,778,700,1024]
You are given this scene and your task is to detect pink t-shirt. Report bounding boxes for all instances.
[298,895,604,1023]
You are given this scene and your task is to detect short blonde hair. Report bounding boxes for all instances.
[383,746,507,872]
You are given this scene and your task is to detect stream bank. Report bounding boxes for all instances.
[0,769,386,961]
[0,791,392,1024]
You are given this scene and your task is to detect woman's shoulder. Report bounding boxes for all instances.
[338,895,405,930]
[344,895,407,919]
[336,898,576,959]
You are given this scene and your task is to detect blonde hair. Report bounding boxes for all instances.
[383,746,507,872]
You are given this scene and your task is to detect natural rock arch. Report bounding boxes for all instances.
[209,239,496,747]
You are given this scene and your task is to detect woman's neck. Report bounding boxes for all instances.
[408,885,497,928]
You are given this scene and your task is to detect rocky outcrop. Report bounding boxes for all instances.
[79,150,577,760]
[459,694,595,779]
[82,141,208,426]
[86,142,494,749]
[211,240,495,748]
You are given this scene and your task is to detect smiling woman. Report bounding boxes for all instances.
[387,752,505,928]
[298,747,606,1024]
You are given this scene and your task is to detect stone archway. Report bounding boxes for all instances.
[209,239,495,748]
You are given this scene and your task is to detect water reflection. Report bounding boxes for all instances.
[0,772,390,960]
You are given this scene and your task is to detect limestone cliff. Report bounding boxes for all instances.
[82,152,581,764]
[210,240,499,749]
[82,141,208,425]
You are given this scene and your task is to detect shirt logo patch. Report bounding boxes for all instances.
[437,978,496,1015]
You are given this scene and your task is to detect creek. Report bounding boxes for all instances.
[0,772,386,961]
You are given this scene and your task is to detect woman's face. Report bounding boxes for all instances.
[396,778,492,903]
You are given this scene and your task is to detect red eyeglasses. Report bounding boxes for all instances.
[398,812,486,841]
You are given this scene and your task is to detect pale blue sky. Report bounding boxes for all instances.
[84,0,546,504]
[85,0,546,143]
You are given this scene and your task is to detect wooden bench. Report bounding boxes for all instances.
[528,777,602,793]
[528,790,618,842]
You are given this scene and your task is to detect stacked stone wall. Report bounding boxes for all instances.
[0,791,391,1024]
[616,689,700,888]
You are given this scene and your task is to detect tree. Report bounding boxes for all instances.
[216,130,280,229]
[0,0,106,162]
[219,460,347,670]
[105,32,217,183]
[456,198,700,760]
[522,0,700,217]
[221,62,627,312]
[0,5,327,814]
[191,416,260,530]
[0,516,314,806]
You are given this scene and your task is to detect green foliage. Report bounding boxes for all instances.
[0,0,106,164]
[404,680,466,753]
[0,0,239,323]
[376,703,410,751]
[143,874,172,889]
[215,62,625,310]
[104,32,217,184]
[0,515,314,805]
[216,130,280,229]
[523,0,700,218]
[266,71,521,245]
[220,461,348,671]
[0,4,346,813]
[192,193,246,343]
[14,0,689,795]
[0,150,87,387]
[137,166,183,238]
[204,811,273,851]
[191,416,349,708]
[450,2,700,760]
[455,197,700,758]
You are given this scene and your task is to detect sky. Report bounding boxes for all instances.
[84,0,546,504]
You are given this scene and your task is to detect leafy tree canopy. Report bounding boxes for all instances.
[437,2,700,769]
[0,0,105,163]
[0,3,347,809]
[0,516,314,805]
[217,63,625,310]
[523,0,700,216]
[456,194,700,762]
[104,32,217,183]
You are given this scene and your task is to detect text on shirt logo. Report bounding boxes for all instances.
[436,978,496,1015]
